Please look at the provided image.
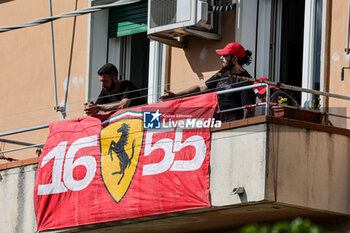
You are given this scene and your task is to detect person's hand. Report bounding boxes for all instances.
[159,90,176,101]
[84,101,100,116]
[116,98,131,110]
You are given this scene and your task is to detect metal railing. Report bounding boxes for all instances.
[215,77,350,124]
[217,83,270,116]
[0,124,48,155]
[1,80,350,156]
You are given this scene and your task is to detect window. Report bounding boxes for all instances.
[236,0,324,106]
[87,0,164,104]
[107,1,150,99]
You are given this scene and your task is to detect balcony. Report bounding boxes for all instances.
[1,114,350,233]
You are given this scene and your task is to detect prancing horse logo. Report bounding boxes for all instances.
[108,123,135,185]
[100,115,143,204]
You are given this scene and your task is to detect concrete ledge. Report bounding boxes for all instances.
[0,157,39,171]
[2,115,350,171]
[212,115,350,137]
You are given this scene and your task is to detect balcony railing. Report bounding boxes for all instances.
[1,80,350,156]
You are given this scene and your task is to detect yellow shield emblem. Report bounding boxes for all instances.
[100,116,144,203]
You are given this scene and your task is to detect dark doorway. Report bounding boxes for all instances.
[130,32,150,96]
[279,0,305,102]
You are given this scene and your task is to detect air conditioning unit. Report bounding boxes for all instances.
[147,0,221,48]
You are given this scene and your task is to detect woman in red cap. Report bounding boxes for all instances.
[160,42,256,122]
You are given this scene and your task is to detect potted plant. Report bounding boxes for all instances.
[271,98,323,124]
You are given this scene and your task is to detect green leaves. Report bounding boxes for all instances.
[228,218,330,233]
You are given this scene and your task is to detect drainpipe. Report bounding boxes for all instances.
[254,0,259,79]
[49,0,65,116]
[341,0,350,81]
[346,0,350,54]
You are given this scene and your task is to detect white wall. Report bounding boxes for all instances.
[210,124,268,206]
[86,9,108,102]
[0,165,37,233]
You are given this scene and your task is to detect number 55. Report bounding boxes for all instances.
[142,128,206,176]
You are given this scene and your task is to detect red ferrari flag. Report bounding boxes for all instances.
[34,93,218,231]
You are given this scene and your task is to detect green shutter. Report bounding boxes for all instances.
[108,1,148,38]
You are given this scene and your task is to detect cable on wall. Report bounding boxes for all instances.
[49,0,60,114]
[62,0,79,119]
[0,0,142,33]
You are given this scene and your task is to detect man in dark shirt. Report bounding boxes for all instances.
[160,42,255,122]
[84,63,146,115]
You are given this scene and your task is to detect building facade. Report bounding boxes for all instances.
[1,0,350,232]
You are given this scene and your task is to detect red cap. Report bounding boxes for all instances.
[253,77,275,95]
[216,42,246,58]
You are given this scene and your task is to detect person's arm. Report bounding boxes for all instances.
[84,101,99,115]
[84,98,131,115]
[99,98,131,111]
[159,83,208,100]
[160,71,222,101]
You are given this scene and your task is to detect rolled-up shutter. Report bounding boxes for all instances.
[108,1,148,38]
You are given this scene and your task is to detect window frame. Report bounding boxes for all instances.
[235,0,326,107]
[86,0,165,105]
